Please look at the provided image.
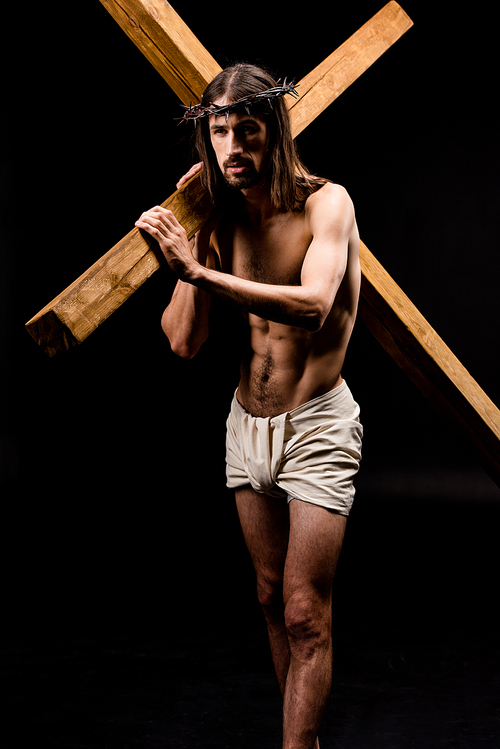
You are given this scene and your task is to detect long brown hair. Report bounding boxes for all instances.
[193,63,327,213]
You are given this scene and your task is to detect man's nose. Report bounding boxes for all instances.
[227,132,243,156]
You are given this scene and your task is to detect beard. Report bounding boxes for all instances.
[222,156,267,190]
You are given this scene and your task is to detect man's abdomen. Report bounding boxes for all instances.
[237,320,345,418]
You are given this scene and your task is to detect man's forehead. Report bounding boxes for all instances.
[209,103,266,128]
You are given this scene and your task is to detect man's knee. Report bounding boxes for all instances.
[256,573,284,618]
[284,591,331,654]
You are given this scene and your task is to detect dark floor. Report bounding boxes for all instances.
[2,493,500,749]
[3,615,499,748]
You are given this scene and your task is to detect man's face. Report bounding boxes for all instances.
[209,106,269,191]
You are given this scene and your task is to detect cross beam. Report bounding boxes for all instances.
[24,1,500,487]
[25,1,411,353]
[359,243,500,486]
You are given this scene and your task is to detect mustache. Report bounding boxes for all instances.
[223,156,254,169]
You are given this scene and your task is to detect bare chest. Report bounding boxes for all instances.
[220,213,311,286]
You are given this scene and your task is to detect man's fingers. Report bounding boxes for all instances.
[135,207,184,244]
[137,207,172,228]
[176,162,203,189]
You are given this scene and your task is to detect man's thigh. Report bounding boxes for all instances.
[284,499,347,604]
[235,486,290,589]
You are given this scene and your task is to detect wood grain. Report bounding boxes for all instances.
[289,2,413,137]
[98,0,221,104]
[25,176,212,356]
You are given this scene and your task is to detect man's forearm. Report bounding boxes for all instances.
[186,263,324,332]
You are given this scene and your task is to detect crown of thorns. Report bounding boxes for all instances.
[178,79,299,125]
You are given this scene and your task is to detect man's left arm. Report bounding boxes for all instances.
[144,184,355,331]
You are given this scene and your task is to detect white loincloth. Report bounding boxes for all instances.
[225,380,363,516]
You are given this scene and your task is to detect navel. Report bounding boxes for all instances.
[253,350,280,407]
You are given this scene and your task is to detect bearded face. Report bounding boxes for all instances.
[222,154,267,190]
[209,108,269,193]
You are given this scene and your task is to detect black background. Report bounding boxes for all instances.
[2,1,500,746]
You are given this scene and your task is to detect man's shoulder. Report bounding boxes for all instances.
[305,181,353,210]
[305,182,355,227]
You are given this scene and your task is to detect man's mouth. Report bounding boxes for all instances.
[222,158,262,190]
[224,159,252,174]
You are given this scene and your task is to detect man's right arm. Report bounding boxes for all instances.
[160,220,217,359]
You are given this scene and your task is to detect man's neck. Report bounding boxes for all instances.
[240,180,278,225]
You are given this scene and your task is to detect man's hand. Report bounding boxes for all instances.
[176,162,203,190]
[135,206,197,281]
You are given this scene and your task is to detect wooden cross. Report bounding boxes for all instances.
[25,0,500,488]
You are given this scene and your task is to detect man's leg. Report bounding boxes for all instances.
[235,486,291,692]
[282,499,346,749]
[235,487,346,749]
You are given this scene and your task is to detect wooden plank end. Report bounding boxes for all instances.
[25,309,79,357]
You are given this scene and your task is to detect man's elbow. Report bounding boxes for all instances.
[164,326,208,359]
[160,312,208,358]
[301,300,328,332]
[170,340,198,359]
[167,333,205,359]
[303,314,324,333]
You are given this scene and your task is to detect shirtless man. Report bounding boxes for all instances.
[136,63,363,749]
